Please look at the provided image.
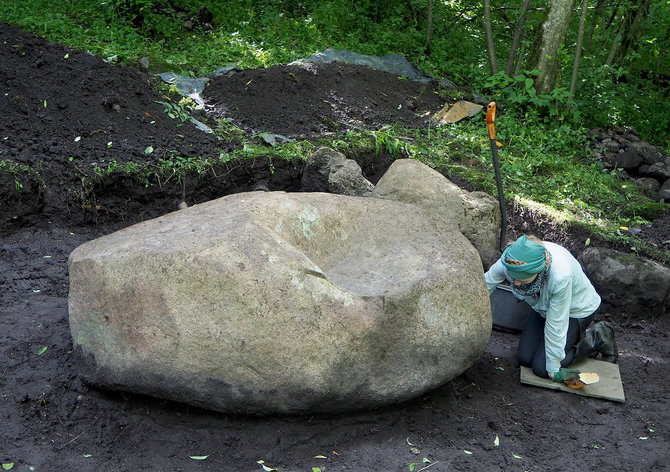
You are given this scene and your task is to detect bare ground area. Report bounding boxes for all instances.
[1,22,669,471]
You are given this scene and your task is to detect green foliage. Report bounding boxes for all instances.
[575,65,670,148]
[0,159,45,193]
[2,0,669,259]
[623,202,670,222]
[482,70,578,124]
[370,125,413,158]
[156,99,192,124]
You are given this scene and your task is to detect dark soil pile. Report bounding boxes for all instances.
[2,22,669,472]
[203,62,445,137]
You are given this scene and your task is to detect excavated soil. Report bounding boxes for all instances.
[1,22,669,472]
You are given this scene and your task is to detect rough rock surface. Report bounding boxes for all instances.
[589,127,670,201]
[373,159,500,268]
[301,147,374,196]
[68,191,491,414]
[580,246,670,316]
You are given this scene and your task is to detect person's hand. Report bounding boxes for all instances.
[550,368,581,383]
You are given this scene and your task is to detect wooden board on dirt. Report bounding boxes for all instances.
[520,358,625,403]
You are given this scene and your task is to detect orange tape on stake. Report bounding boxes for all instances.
[486,102,496,141]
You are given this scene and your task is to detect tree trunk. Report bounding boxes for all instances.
[615,0,652,64]
[505,0,532,76]
[425,0,434,54]
[567,0,589,112]
[569,0,589,96]
[484,0,499,74]
[583,0,605,58]
[531,0,575,93]
[514,42,527,75]
[605,30,622,65]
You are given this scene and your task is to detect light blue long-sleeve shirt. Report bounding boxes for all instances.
[485,241,601,373]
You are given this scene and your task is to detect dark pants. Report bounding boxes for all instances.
[518,310,595,378]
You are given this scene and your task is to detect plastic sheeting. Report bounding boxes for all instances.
[155,49,467,137]
[290,48,442,84]
[156,72,209,108]
[157,49,455,102]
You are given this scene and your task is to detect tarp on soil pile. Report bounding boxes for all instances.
[158,49,457,107]
[290,48,445,85]
[157,72,209,107]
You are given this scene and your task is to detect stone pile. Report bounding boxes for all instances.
[589,127,670,201]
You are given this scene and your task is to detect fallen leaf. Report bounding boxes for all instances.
[82,455,92,458]
[190,456,208,460]
[144,146,154,154]
[2,463,14,471]
[257,461,277,472]
[512,453,524,459]
[639,436,649,440]
[463,450,473,455]
[422,457,431,463]
[312,468,322,472]
[313,455,327,459]
[38,346,48,355]
[406,437,416,446]
[494,435,500,447]
[410,447,420,455]
[495,366,505,371]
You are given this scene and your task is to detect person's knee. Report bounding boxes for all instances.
[532,356,548,378]
[517,348,533,367]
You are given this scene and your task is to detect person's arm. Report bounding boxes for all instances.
[484,258,507,295]
[544,277,572,375]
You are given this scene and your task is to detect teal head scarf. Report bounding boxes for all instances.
[501,235,547,280]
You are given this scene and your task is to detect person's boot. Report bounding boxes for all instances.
[574,321,618,363]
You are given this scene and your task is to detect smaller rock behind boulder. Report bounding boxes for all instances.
[580,246,670,316]
[373,159,500,268]
[301,147,374,196]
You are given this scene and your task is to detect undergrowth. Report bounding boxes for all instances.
[2,0,669,259]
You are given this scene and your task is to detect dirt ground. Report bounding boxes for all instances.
[2,22,669,472]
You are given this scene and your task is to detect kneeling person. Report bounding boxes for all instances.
[484,235,617,381]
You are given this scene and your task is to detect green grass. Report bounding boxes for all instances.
[2,0,669,262]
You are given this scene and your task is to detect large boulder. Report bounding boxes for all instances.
[580,247,670,316]
[69,191,491,415]
[372,159,500,267]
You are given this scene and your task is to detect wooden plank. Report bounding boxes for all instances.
[520,358,625,403]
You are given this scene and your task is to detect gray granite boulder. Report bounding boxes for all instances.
[373,159,500,268]
[69,191,491,415]
[301,147,374,196]
[580,247,670,316]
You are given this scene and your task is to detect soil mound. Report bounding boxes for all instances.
[0,23,224,173]
[203,62,445,137]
